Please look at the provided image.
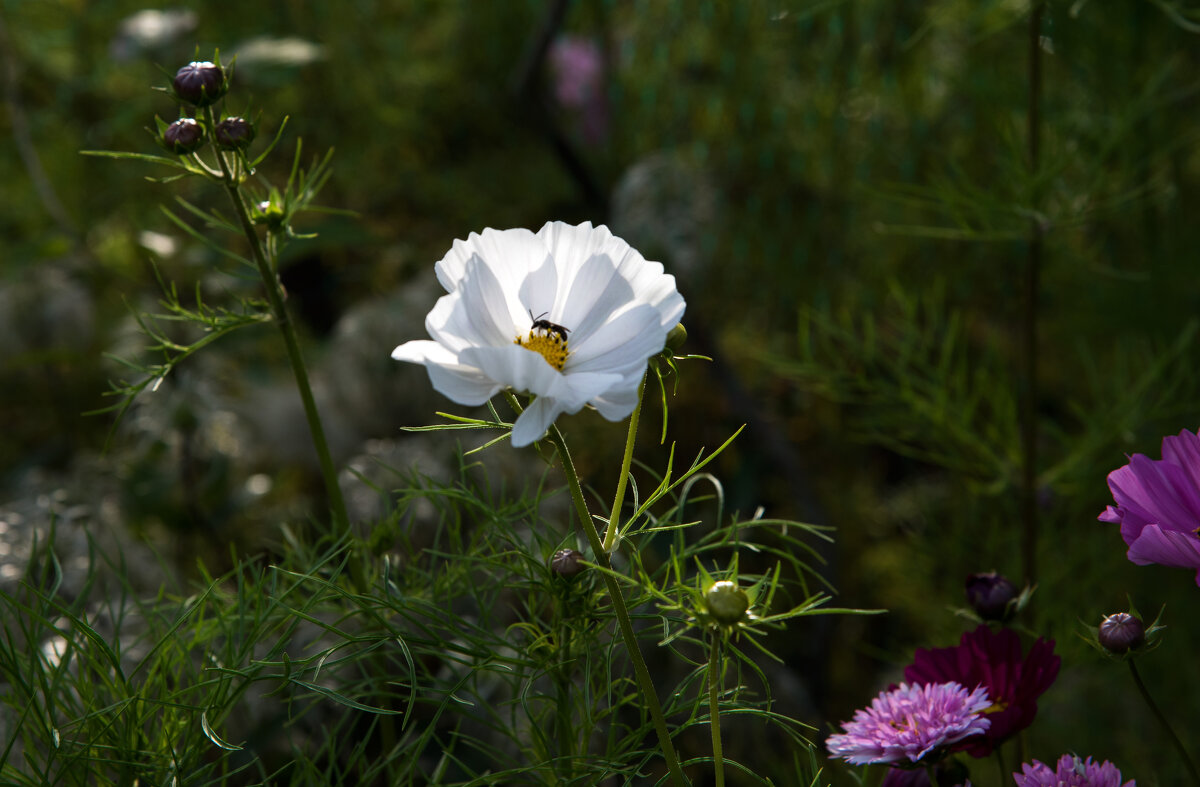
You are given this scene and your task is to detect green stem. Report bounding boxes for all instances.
[555,612,574,781]
[708,634,725,787]
[545,423,686,787]
[603,374,647,553]
[204,108,360,588]
[1128,660,1200,785]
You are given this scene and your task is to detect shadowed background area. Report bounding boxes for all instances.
[3,1,1200,783]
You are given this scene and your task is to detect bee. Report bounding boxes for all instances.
[529,310,571,343]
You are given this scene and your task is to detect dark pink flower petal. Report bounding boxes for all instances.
[1126,525,1200,586]
[903,626,1059,757]
[1099,429,1200,581]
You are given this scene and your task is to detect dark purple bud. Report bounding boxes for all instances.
[162,118,205,153]
[172,61,226,107]
[550,548,585,578]
[214,116,255,150]
[965,571,1018,621]
[1098,612,1145,654]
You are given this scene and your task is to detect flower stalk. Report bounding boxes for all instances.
[203,106,359,588]
[603,373,647,553]
[708,633,726,787]
[1127,659,1200,785]
[542,418,685,787]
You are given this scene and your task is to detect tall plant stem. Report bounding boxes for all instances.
[1019,1,1045,586]
[708,634,725,787]
[204,108,359,588]
[544,421,686,787]
[555,614,575,782]
[603,374,647,552]
[1128,660,1200,785]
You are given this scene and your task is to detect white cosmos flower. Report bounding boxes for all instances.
[392,221,685,447]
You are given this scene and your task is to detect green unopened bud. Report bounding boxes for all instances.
[214,116,255,150]
[665,322,687,351]
[161,118,205,154]
[704,580,749,625]
[253,199,286,230]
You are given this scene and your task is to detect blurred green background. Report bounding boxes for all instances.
[3,0,1200,783]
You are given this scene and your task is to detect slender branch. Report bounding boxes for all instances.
[708,634,725,787]
[603,374,647,552]
[203,107,359,588]
[1129,660,1200,785]
[545,423,686,787]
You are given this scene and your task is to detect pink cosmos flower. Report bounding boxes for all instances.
[1099,428,1200,585]
[825,682,991,766]
[1014,754,1134,787]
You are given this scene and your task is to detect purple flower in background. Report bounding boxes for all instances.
[904,625,1059,757]
[825,682,990,766]
[548,35,608,145]
[1014,754,1134,787]
[1099,428,1200,586]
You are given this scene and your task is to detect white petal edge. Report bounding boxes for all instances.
[392,340,501,406]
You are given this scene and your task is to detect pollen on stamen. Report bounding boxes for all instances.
[515,330,570,371]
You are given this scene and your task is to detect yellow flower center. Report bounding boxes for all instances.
[515,329,570,371]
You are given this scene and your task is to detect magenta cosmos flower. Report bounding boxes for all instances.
[825,682,991,766]
[1014,754,1134,787]
[392,222,684,447]
[1099,429,1200,585]
[904,625,1059,757]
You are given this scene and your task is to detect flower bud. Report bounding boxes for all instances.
[162,118,205,154]
[172,61,226,107]
[965,571,1018,621]
[550,548,585,578]
[253,200,286,230]
[704,580,749,625]
[1098,612,1145,654]
[665,322,687,351]
[214,116,255,150]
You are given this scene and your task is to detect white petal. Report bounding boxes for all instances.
[511,395,562,447]
[536,221,637,287]
[437,227,549,297]
[427,362,503,406]
[391,339,454,364]
[589,379,642,421]
[456,254,524,347]
[642,275,686,328]
[461,344,564,398]
[424,293,477,352]
[394,341,502,405]
[556,369,628,409]
[558,254,637,340]
[434,232,483,292]
[517,254,561,324]
[568,304,665,375]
